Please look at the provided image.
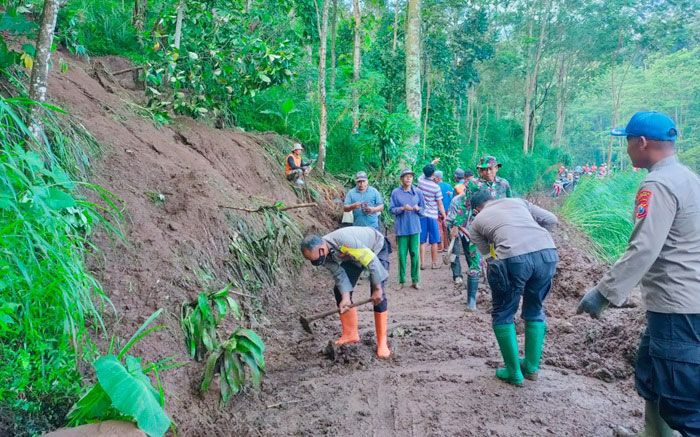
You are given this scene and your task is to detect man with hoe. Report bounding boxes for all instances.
[301,226,391,358]
[469,189,559,386]
[285,142,312,186]
[344,171,384,231]
[577,111,700,436]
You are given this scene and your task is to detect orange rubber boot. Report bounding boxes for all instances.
[374,311,391,359]
[335,307,360,346]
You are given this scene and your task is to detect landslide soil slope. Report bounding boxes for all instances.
[46,55,645,436]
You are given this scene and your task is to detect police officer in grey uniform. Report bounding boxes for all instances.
[577,112,700,437]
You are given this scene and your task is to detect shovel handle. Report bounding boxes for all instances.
[306,297,374,322]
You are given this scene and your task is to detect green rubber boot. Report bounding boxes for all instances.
[520,321,547,381]
[466,275,478,311]
[641,400,680,437]
[493,324,524,386]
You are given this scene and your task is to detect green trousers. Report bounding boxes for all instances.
[397,233,420,284]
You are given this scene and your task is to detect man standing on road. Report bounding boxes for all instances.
[301,226,391,358]
[475,155,512,199]
[417,164,446,270]
[390,169,425,289]
[285,143,312,186]
[577,111,700,436]
[434,170,453,251]
[470,189,559,386]
[344,171,384,231]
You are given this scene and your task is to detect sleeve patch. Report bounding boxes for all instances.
[635,189,653,219]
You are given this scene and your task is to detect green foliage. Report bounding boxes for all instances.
[0,97,117,435]
[564,47,700,165]
[560,171,646,262]
[200,328,265,406]
[144,0,299,123]
[181,286,242,361]
[58,0,141,57]
[67,310,175,437]
[180,286,265,406]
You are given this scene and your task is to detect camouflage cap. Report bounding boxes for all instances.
[476,155,502,169]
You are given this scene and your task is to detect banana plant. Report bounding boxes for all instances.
[66,309,180,437]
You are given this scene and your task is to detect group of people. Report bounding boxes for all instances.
[552,162,612,197]
[297,111,699,436]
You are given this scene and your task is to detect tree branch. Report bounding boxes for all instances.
[218,202,317,213]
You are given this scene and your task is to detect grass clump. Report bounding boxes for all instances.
[0,97,118,435]
[560,171,646,262]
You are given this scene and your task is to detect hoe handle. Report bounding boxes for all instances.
[307,297,374,322]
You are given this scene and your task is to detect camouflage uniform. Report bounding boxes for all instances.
[449,170,512,276]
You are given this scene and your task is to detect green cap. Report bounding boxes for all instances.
[476,155,502,169]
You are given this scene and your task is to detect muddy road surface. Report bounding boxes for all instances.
[216,224,645,437]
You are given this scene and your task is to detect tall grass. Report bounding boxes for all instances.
[560,171,646,262]
[0,97,118,435]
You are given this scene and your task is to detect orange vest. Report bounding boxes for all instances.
[285,153,302,175]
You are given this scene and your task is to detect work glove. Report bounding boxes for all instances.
[576,288,610,319]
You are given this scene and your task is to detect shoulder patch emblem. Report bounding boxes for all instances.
[635,189,652,219]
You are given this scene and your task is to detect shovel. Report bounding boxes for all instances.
[442,236,456,265]
[299,297,373,334]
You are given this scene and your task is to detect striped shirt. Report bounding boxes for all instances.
[417,175,443,219]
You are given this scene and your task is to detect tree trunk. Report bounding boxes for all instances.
[28,0,63,148]
[522,3,548,154]
[174,0,185,50]
[475,96,483,155]
[466,86,475,146]
[316,0,330,173]
[553,52,568,148]
[421,65,431,156]
[392,0,400,54]
[133,0,147,46]
[607,32,629,169]
[351,0,361,134]
[405,0,421,153]
[329,0,338,95]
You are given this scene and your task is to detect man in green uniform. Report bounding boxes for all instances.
[446,155,511,310]
[577,112,700,436]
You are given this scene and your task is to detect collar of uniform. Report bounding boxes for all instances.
[650,155,678,172]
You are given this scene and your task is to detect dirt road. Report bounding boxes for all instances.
[222,227,645,436]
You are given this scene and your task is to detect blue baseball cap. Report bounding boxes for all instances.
[611,111,678,141]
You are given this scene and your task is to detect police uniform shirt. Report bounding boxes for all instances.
[470,198,557,259]
[321,226,388,293]
[596,155,700,313]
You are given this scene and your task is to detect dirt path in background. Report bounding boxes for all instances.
[225,223,646,436]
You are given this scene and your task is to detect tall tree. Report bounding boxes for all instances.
[405,0,421,150]
[315,0,330,172]
[351,0,361,133]
[28,0,63,147]
[522,0,550,154]
[329,0,338,94]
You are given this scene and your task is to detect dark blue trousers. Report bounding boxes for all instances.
[635,312,700,437]
[333,239,389,313]
[487,248,558,326]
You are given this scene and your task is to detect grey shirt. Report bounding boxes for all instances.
[595,155,700,313]
[322,226,388,293]
[470,198,558,259]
